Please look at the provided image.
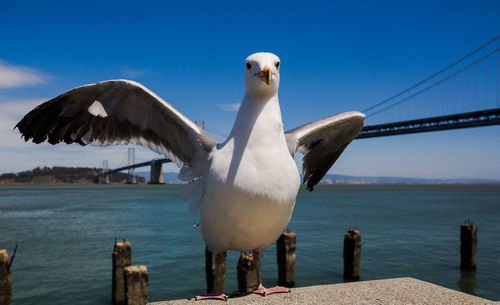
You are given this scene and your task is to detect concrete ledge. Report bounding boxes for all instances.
[148,277,499,305]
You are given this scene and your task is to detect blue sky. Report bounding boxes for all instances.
[1,0,499,179]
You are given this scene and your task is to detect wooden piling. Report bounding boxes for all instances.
[277,231,296,287]
[460,222,477,270]
[343,229,361,281]
[124,265,148,305]
[205,248,226,293]
[237,253,259,293]
[112,241,132,305]
[0,250,11,305]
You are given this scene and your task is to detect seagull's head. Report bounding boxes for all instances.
[244,52,280,97]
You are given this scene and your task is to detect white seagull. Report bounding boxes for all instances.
[16,52,365,300]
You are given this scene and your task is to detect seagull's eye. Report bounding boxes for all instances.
[275,61,280,69]
[246,62,252,70]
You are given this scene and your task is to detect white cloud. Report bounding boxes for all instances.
[2,98,46,116]
[217,103,240,111]
[0,61,47,89]
[0,98,48,148]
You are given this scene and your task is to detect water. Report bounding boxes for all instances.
[0,184,499,304]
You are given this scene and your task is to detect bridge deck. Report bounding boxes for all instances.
[97,158,171,177]
[357,108,500,139]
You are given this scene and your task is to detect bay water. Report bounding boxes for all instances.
[0,184,499,304]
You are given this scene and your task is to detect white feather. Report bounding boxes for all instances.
[87,100,108,118]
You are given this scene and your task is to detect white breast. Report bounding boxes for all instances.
[199,96,301,253]
[201,140,300,252]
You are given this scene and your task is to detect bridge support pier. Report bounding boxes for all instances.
[94,174,110,184]
[148,161,165,184]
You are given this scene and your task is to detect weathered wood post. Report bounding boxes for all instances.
[205,247,226,293]
[0,250,11,305]
[460,221,477,270]
[237,253,258,293]
[124,265,148,305]
[112,241,132,305]
[277,231,296,287]
[343,229,361,281]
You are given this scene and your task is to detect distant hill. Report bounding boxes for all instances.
[2,168,497,185]
[0,167,146,184]
[137,171,500,184]
[320,174,500,184]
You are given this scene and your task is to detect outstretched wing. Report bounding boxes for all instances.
[15,79,217,166]
[285,111,365,191]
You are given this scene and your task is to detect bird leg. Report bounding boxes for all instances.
[252,249,265,295]
[252,249,291,296]
[195,251,228,301]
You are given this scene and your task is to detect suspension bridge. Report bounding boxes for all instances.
[95,149,171,184]
[358,35,499,138]
[97,36,500,183]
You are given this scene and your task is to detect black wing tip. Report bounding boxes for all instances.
[14,114,28,131]
[14,121,29,141]
[303,176,317,192]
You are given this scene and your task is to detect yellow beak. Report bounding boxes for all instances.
[255,65,273,85]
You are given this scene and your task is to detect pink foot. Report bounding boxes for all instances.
[252,285,266,296]
[252,284,291,296]
[195,292,228,301]
[265,286,291,295]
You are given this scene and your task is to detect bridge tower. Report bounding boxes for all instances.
[127,147,137,184]
[102,160,110,184]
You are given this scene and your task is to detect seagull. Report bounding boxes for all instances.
[16,52,365,300]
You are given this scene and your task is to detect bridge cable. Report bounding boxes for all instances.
[363,35,500,114]
[366,47,499,118]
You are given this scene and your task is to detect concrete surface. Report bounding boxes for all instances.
[148,277,499,305]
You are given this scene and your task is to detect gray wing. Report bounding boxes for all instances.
[285,111,365,191]
[15,79,217,166]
